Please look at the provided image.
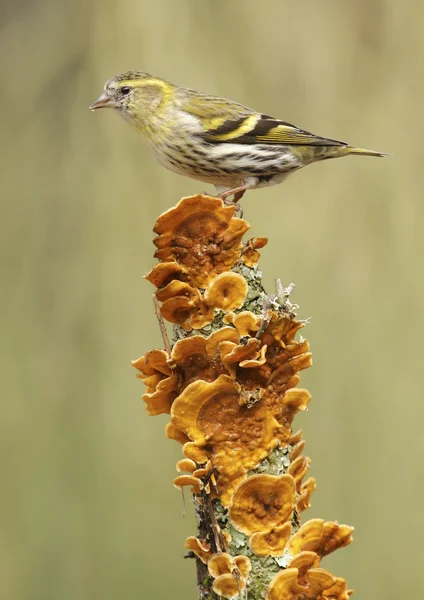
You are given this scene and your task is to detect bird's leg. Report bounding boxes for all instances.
[219,185,248,201]
[218,185,249,217]
[233,190,246,203]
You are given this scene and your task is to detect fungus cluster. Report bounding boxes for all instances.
[133,195,353,600]
[145,195,252,329]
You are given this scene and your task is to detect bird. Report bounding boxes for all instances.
[90,71,387,207]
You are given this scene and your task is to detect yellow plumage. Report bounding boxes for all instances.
[90,71,387,205]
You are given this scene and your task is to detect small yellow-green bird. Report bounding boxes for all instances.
[91,71,387,204]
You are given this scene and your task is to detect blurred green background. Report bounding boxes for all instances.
[1,0,422,598]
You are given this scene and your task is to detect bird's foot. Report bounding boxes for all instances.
[223,198,243,218]
[218,187,247,218]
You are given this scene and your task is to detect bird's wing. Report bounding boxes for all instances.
[182,92,347,146]
[206,115,347,146]
[195,110,346,147]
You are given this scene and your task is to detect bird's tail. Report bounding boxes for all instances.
[346,146,389,158]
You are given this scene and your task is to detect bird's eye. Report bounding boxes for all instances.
[121,86,131,96]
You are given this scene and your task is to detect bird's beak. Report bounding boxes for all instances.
[90,91,116,110]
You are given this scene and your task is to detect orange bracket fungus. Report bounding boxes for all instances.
[133,195,354,600]
[208,553,252,599]
[229,474,296,535]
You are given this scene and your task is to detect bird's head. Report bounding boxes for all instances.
[90,71,170,128]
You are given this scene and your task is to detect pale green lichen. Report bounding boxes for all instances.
[251,446,292,476]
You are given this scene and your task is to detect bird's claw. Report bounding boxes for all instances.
[223,198,243,218]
